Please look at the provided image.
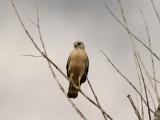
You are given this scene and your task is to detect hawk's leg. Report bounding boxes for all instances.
[70,74,78,90]
[69,74,74,83]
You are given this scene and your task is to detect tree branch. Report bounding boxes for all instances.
[100,49,154,114]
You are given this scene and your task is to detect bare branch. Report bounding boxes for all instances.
[147,87,156,111]
[27,17,37,26]
[102,0,160,62]
[149,0,160,23]
[140,10,159,104]
[22,54,42,57]
[136,55,151,120]
[35,0,56,79]
[133,51,144,120]
[80,90,113,120]
[127,95,142,120]
[150,77,160,84]
[100,49,154,114]
[86,77,108,120]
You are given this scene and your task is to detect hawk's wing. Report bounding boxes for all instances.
[80,58,89,85]
[66,57,70,78]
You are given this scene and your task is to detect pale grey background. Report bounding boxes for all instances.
[0,0,160,120]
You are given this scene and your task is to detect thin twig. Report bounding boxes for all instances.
[102,0,160,62]
[100,49,154,114]
[133,51,144,120]
[136,55,151,120]
[35,0,56,79]
[140,10,159,104]
[27,17,37,26]
[80,91,113,120]
[147,87,156,111]
[117,2,144,117]
[22,54,42,57]
[86,77,108,120]
[150,0,160,23]
[127,95,142,120]
[78,58,112,120]
[135,91,140,113]
[150,77,160,84]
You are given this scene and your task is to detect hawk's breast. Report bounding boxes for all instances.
[68,49,88,77]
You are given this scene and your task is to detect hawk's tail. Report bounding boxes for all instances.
[67,83,78,99]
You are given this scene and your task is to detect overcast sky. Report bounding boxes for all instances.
[1,0,160,120]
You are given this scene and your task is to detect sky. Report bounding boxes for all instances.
[1,0,160,120]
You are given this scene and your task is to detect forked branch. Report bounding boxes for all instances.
[100,49,154,114]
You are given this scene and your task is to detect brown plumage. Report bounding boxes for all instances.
[66,41,89,98]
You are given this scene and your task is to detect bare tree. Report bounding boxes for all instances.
[11,0,160,119]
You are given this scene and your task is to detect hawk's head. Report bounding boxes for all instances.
[74,41,85,50]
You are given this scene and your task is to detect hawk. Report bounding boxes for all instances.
[66,41,89,98]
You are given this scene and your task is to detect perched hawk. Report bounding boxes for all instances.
[66,41,89,98]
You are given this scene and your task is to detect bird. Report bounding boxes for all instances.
[66,41,89,98]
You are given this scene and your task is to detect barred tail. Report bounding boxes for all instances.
[67,83,78,99]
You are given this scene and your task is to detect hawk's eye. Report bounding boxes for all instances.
[77,43,81,45]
